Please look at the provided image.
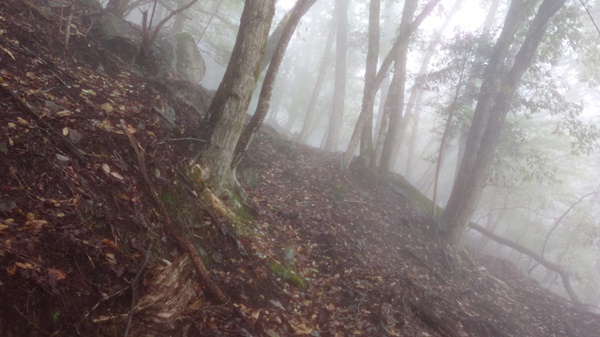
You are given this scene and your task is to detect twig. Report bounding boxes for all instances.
[13,305,51,335]
[124,242,153,337]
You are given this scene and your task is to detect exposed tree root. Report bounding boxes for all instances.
[120,119,227,304]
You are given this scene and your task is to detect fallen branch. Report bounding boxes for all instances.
[120,119,227,304]
[469,223,582,307]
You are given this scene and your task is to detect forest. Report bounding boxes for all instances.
[0,0,600,336]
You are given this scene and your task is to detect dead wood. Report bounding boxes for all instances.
[120,119,227,304]
[469,223,582,307]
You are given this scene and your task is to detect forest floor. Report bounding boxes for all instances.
[1,0,600,336]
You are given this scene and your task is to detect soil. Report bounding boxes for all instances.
[1,0,599,336]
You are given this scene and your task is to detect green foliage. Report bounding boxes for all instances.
[268,260,306,289]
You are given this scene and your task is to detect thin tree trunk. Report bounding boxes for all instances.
[397,0,463,175]
[341,0,441,168]
[432,64,467,214]
[357,0,381,167]
[298,24,335,143]
[194,0,275,192]
[232,0,318,168]
[324,0,348,152]
[377,0,418,172]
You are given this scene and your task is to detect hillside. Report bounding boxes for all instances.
[1,0,599,336]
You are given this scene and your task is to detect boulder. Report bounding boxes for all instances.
[90,13,140,64]
[157,32,206,83]
[90,15,205,83]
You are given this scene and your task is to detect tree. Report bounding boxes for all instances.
[232,0,318,168]
[136,0,199,65]
[324,0,349,152]
[297,24,335,143]
[356,0,381,166]
[441,0,567,245]
[377,0,419,172]
[341,0,441,169]
[194,0,276,192]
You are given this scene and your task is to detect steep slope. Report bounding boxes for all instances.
[0,1,599,336]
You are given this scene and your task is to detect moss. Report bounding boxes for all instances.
[159,188,191,219]
[238,165,260,188]
[382,173,443,215]
[272,140,298,160]
[331,184,346,201]
[268,260,306,289]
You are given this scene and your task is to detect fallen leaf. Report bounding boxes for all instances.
[110,172,124,180]
[48,267,67,281]
[101,163,110,174]
[1,45,15,61]
[56,110,73,117]
[100,103,113,113]
[100,239,117,250]
[22,219,48,230]
[187,300,202,311]
[15,262,36,270]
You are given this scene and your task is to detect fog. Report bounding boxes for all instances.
[103,0,600,309]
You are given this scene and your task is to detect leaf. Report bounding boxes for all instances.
[110,172,124,180]
[22,219,48,230]
[1,45,15,61]
[100,103,114,113]
[56,110,73,117]
[15,262,36,270]
[100,239,117,250]
[48,267,67,281]
[101,163,110,174]
[62,127,69,136]
[0,223,9,233]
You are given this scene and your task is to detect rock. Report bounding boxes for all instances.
[90,13,140,64]
[157,32,206,83]
[90,14,206,83]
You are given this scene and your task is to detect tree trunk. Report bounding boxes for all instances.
[377,0,418,172]
[297,23,335,143]
[324,0,348,152]
[357,0,381,167]
[432,63,467,214]
[341,0,441,168]
[449,0,500,183]
[400,0,464,176]
[442,0,567,245]
[232,0,317,168]
[194,0,275,192]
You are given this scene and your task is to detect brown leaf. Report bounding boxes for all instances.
[22,219,48,230]
[48,267,67,281]
[100,239,117,250]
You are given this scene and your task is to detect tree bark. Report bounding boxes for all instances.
[442,0,567,245]
[194,0,275,192]
[357,0,381,167]
[324,0,348,152]
[232,0,318,168]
